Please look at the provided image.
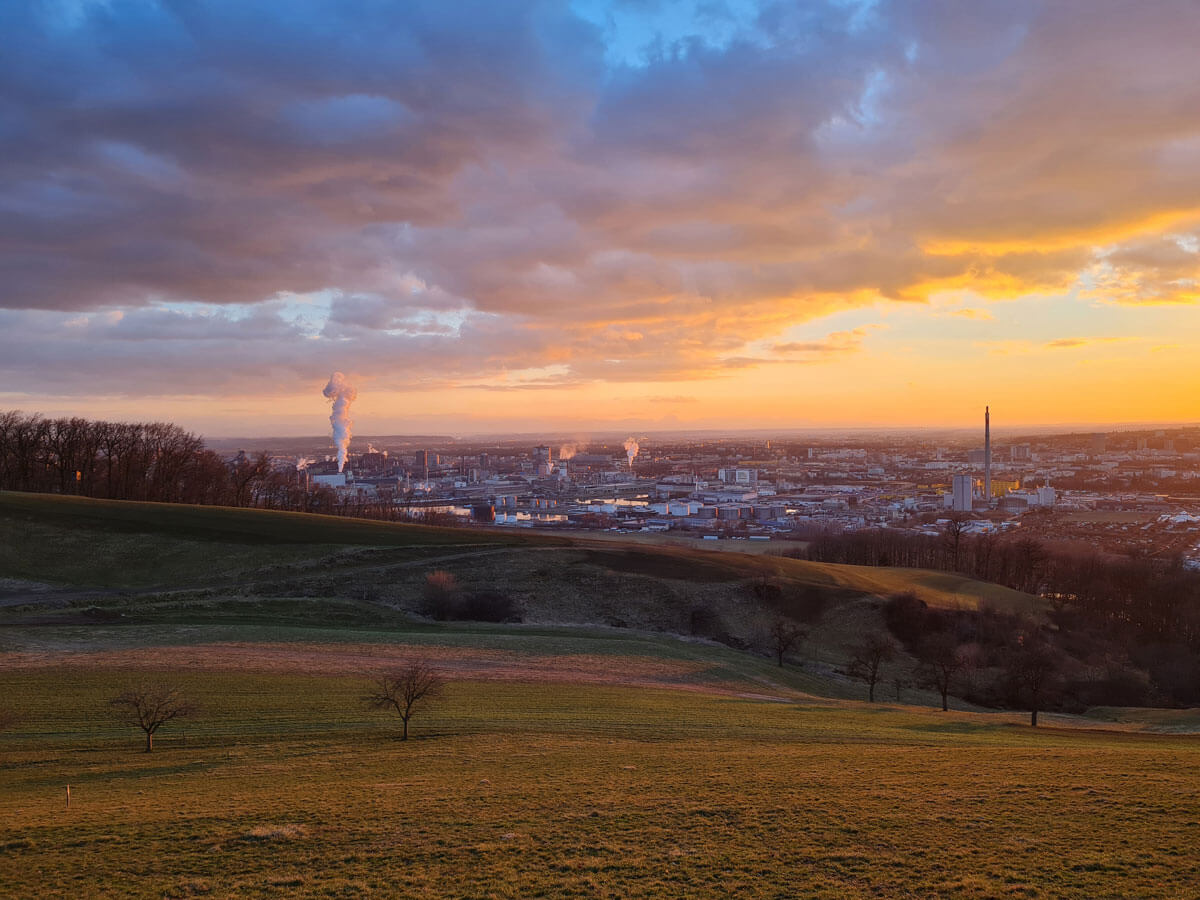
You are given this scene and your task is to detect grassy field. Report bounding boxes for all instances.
[0,491,1036,610]
[3,493,1200,896]
[0,492,549,590]
[2,657,1199,899]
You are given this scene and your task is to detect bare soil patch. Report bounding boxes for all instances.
[0,640,801,700]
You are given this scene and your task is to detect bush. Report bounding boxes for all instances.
[421,571,521,622]
[421,570,459,620]
[458,591,521,623]
[688,603,721,638]
[883,591,932,646]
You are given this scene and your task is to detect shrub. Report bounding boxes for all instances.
[458,591,521,623]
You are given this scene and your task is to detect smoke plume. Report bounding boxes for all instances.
[295,456,315,471]
[322,372,357,472]
[624,437,639,468]
[558,443,578,460]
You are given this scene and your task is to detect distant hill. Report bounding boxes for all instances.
[0,491,1043,679]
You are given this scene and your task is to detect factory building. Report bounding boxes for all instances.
[952,474,975,512]
[718,468,759,485]
[532,445,552,477]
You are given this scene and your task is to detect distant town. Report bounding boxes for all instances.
[216,414,1200,570]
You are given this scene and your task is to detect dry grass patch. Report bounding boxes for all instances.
[243,824,309,842]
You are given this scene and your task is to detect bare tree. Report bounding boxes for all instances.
[110,684,198,752]
[915,634,970,711]
[1007,640,1063,727]
[365,662,445,741]
[846,632,897,702]
[942,515,968,572]
[769,617,807,668]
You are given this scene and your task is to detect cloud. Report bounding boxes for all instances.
[771,327,878,356]
[1045,336,1137,350]
[982,335,1140,355]
[2,1,1199,401]
[946,308,994,320]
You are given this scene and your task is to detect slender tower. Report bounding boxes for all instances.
[984,406,992,505]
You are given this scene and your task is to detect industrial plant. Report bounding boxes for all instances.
[222,387,1200,567]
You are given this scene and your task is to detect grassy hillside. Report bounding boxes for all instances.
[0,490,1035,608]
[2,656,1199,899]
[3,492,1199,896]
[0,491,1045,693]
[0,491,551,547]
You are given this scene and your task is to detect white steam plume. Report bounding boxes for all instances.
[296,456,316,471]
[559,443,578,460]
[322,372,357,472]
[624,437,639,468]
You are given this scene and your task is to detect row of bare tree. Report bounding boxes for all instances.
[0,411,225,502]
[799,526,1200,654]
[0,410,282,506]
[99,663,444,752]
[0,410,463,524]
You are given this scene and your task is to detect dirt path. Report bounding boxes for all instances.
[0,578,127,610]
[0,639,804,701]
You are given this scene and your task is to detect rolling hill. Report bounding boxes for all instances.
[0,491,1043,682]
[3,491,1200,898]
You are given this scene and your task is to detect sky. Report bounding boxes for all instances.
[2,0,1199,436]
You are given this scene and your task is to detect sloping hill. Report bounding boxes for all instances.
[0,492,1044,679]
[0,490,550,547]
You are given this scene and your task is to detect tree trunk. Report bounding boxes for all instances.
[145,731,153,752]
[401,717,409,741]
[941,690,948,711]
[1030,708,1038,727]
[868,682,875,703]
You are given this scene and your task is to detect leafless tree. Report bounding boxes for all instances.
[769,617,806,668]
[846,632,897,702]
[1007,640,1063,726]
[915,634,970,711]
[365,662,445,741]
[1011,537,1047,595]
[943,515,968,572]
[110,684,198,752]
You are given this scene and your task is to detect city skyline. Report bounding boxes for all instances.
[3,1,1200,434]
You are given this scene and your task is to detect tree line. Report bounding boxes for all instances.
[794,526,1200,707]
[75,662,445,752]
[0,410,461,523]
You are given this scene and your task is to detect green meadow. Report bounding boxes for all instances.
[2,493,1199,897]
[3,661,1200,899]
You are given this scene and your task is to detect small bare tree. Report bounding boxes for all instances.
[1007,640,1063,727]
[769,617,807,668]
[846,632,897,702]
[365,662,444,741]
[915,634,970,711]
[110,684,198,752]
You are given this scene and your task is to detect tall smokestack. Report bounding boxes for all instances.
[984,406,991,505]
[322,372,357,473]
